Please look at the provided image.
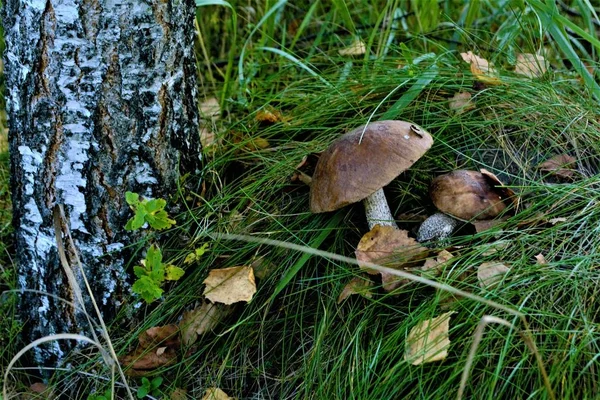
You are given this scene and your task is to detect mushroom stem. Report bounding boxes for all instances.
[363,188,397,230]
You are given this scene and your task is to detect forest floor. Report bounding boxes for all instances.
[3,1,600,399]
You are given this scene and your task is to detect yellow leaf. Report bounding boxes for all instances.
[203,266,257,305]
[405,312,455,365]
[202,388,234,400]
[461,51,502,85]
[339,39,366,56]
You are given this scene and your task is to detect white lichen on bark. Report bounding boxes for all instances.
[3,0,201,367]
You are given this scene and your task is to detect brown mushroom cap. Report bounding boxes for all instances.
[430,170,507,220]
[309,121,434,213]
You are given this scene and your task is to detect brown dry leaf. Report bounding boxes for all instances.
[120,346,178,375]
[339,39,366,56]
[179,301,232,346]
[139,324,180,349]
[515,53,547,78]
[404,311,455,365]
[535,253,548,265]
[422,250,454,274]
[202,387,234,400]
[170,388,188,400]
[337,276,374,303]
[203,266,257,305]
[477,261,510,288]
[356,225,429,274]
[448,92,474,114]
[538,154,577,180]
[255,108,283,124]
[200,97,220,119]
[30,382,49,394]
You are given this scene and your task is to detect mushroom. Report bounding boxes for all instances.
[417,170,513,242]
[309,120,433,229]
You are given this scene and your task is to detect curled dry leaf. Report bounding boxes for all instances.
[477,261,510,288]
[448,92,474,114]
[337,276,374,303]
[138,324,180,349]
[203,266,257,305]
[460,51,501,85]
[514,53,547,78]
[535,253,548,265]
[179,301,232,346]
[538,154,577,180]
[404,311,455,365]
[202,387,234,400]
[339,39,366,56]
[422,250,454,274]
[255,108,283,124]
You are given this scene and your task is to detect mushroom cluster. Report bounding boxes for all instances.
[310,120,433,229]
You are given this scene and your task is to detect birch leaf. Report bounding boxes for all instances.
[337,276,374,303]
[179,301,232,346]
[514,53,547,78]
[203,266,257,305]
[477,261,510,288]
[202,388,234,400]
[405,311,455,365]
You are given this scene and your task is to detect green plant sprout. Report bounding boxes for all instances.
[132,244,185,303]
[125,191,176,231]
[86,389,112,400]
[183,243,210,264]
[136,376,163,399]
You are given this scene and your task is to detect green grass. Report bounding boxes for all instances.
[4,1,600,399]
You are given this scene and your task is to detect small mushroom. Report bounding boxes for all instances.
[310,120,433,229]
[418,170,512,243]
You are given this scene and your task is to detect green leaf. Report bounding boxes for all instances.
[145,198,166,213]
[145,209,176,230]
[125,191,140,206]
[133,266,147,279]
[150,377,163,390]
[165,265,185,281]
[132,276,163,303]
[125,207,147,231]
[146,245,163,271]
[136,385,148,399]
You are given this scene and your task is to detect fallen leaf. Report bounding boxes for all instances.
[404,312,455,365]
[203,266,257,305]
[448,92,474,114]
[549,217,567,225]
[200,124,218,149]
[200,97,220,119]
[422,250,454,274]
[202,387,233,400]
[339,39,366,56]
[538,154,577,180]
[255,108,283,124]
[461,51,495,74]
[138,324,180,349]
[477,262,510,288]
[461,51,502,85]
[170,388,188,400]
[30,382,48,394]
[120,346,178,375]
[337,276,374,303]
[535,253,547,265]
[179,301,232,346]
[356,225,429,292]
[515,53,547,78]
[356,225,429,273]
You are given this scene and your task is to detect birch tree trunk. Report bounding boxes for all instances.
[3,0,200,366]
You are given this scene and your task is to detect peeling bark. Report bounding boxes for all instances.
[3,0,200,366]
